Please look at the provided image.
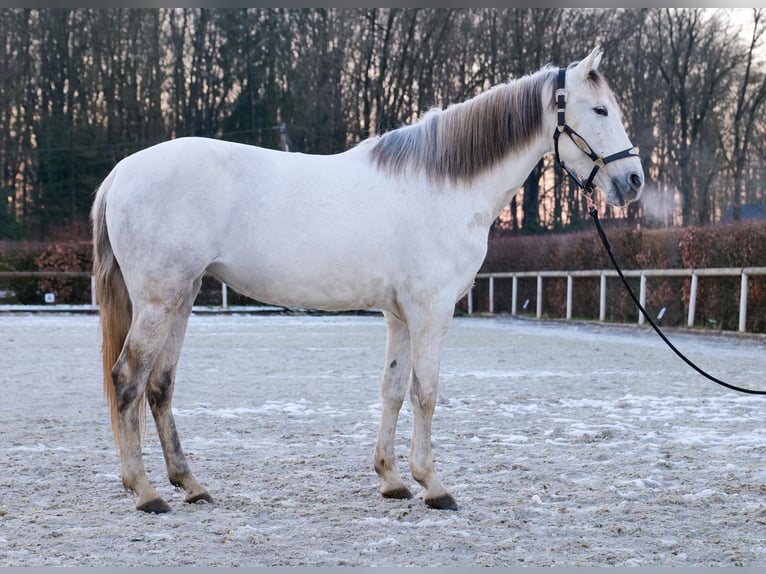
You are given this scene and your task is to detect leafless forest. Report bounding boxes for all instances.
[1,8,765,238]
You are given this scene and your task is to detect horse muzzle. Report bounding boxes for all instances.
[608,169,644,207]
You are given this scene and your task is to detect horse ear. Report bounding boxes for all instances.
[588,46,603,70]
[570,46,603,83]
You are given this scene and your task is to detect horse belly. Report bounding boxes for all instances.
[210,253,395,312]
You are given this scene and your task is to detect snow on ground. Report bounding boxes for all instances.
[1,312,765,566]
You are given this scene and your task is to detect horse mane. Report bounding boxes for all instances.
[369,66,559,183]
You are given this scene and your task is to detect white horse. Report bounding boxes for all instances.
[92,47,644,513]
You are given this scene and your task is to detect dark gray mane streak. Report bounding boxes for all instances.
[370,66,559,184]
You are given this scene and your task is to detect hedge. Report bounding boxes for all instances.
[0,240,259,306]
[2,221,766,332]
[472,222,766,333]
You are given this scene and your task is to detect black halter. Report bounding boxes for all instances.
[553,67,639,194]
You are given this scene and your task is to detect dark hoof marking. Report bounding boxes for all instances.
[425,494,458,511]
[185,492,214,505]
[137,498,172,514]
[382,486,413,500]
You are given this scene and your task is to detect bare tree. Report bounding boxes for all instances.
[1,8,766,238]
[720,9,766,219]
[655,8,739,226]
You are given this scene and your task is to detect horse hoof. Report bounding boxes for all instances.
[137,497,172,514]
[381,486,413,500]
[184,492,214,505]
[425,494,458,511]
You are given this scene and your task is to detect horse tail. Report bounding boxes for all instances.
[92,169,139,452]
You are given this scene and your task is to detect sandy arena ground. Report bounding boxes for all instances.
[1,312,765,566]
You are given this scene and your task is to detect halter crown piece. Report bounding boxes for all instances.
[553,68,639,197]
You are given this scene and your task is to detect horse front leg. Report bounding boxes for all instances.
[407,307,458,511]
[374,312,413,500]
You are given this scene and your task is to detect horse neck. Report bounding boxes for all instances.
[462,120,555,221]
[450,71,559,218]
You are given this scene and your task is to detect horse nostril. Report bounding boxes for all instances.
[629,173,643,192]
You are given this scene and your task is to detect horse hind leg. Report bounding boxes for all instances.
[112,303,178,513]
[146,288,212,506]
[374,312,413,500]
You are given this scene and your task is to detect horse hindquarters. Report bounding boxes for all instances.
[94,184,166,511]
[93,175,211,513]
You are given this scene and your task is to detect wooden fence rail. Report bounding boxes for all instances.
[468,267,766,333]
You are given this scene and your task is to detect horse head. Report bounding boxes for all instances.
[553,47,644,208]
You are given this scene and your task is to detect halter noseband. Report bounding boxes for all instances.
[553,67,639,195]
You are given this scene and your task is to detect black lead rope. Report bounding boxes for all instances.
[553,64,764,395]
[588,203,766,396]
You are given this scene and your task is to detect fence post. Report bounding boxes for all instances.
[467,287,473,315]
[687,272,698,327]
[566,275,573,320]
[638,273,647,326]
[488,276,494,314]
[536,275,543,319]
[91,275,97,307]
[221,282,228,309]
[739,272,748,333]
[511,275,518,315]
[599,273,607,322]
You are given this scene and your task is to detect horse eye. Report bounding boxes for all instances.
[594,106,608,117]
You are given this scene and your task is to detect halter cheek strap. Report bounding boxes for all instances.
[553,67,639,193]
